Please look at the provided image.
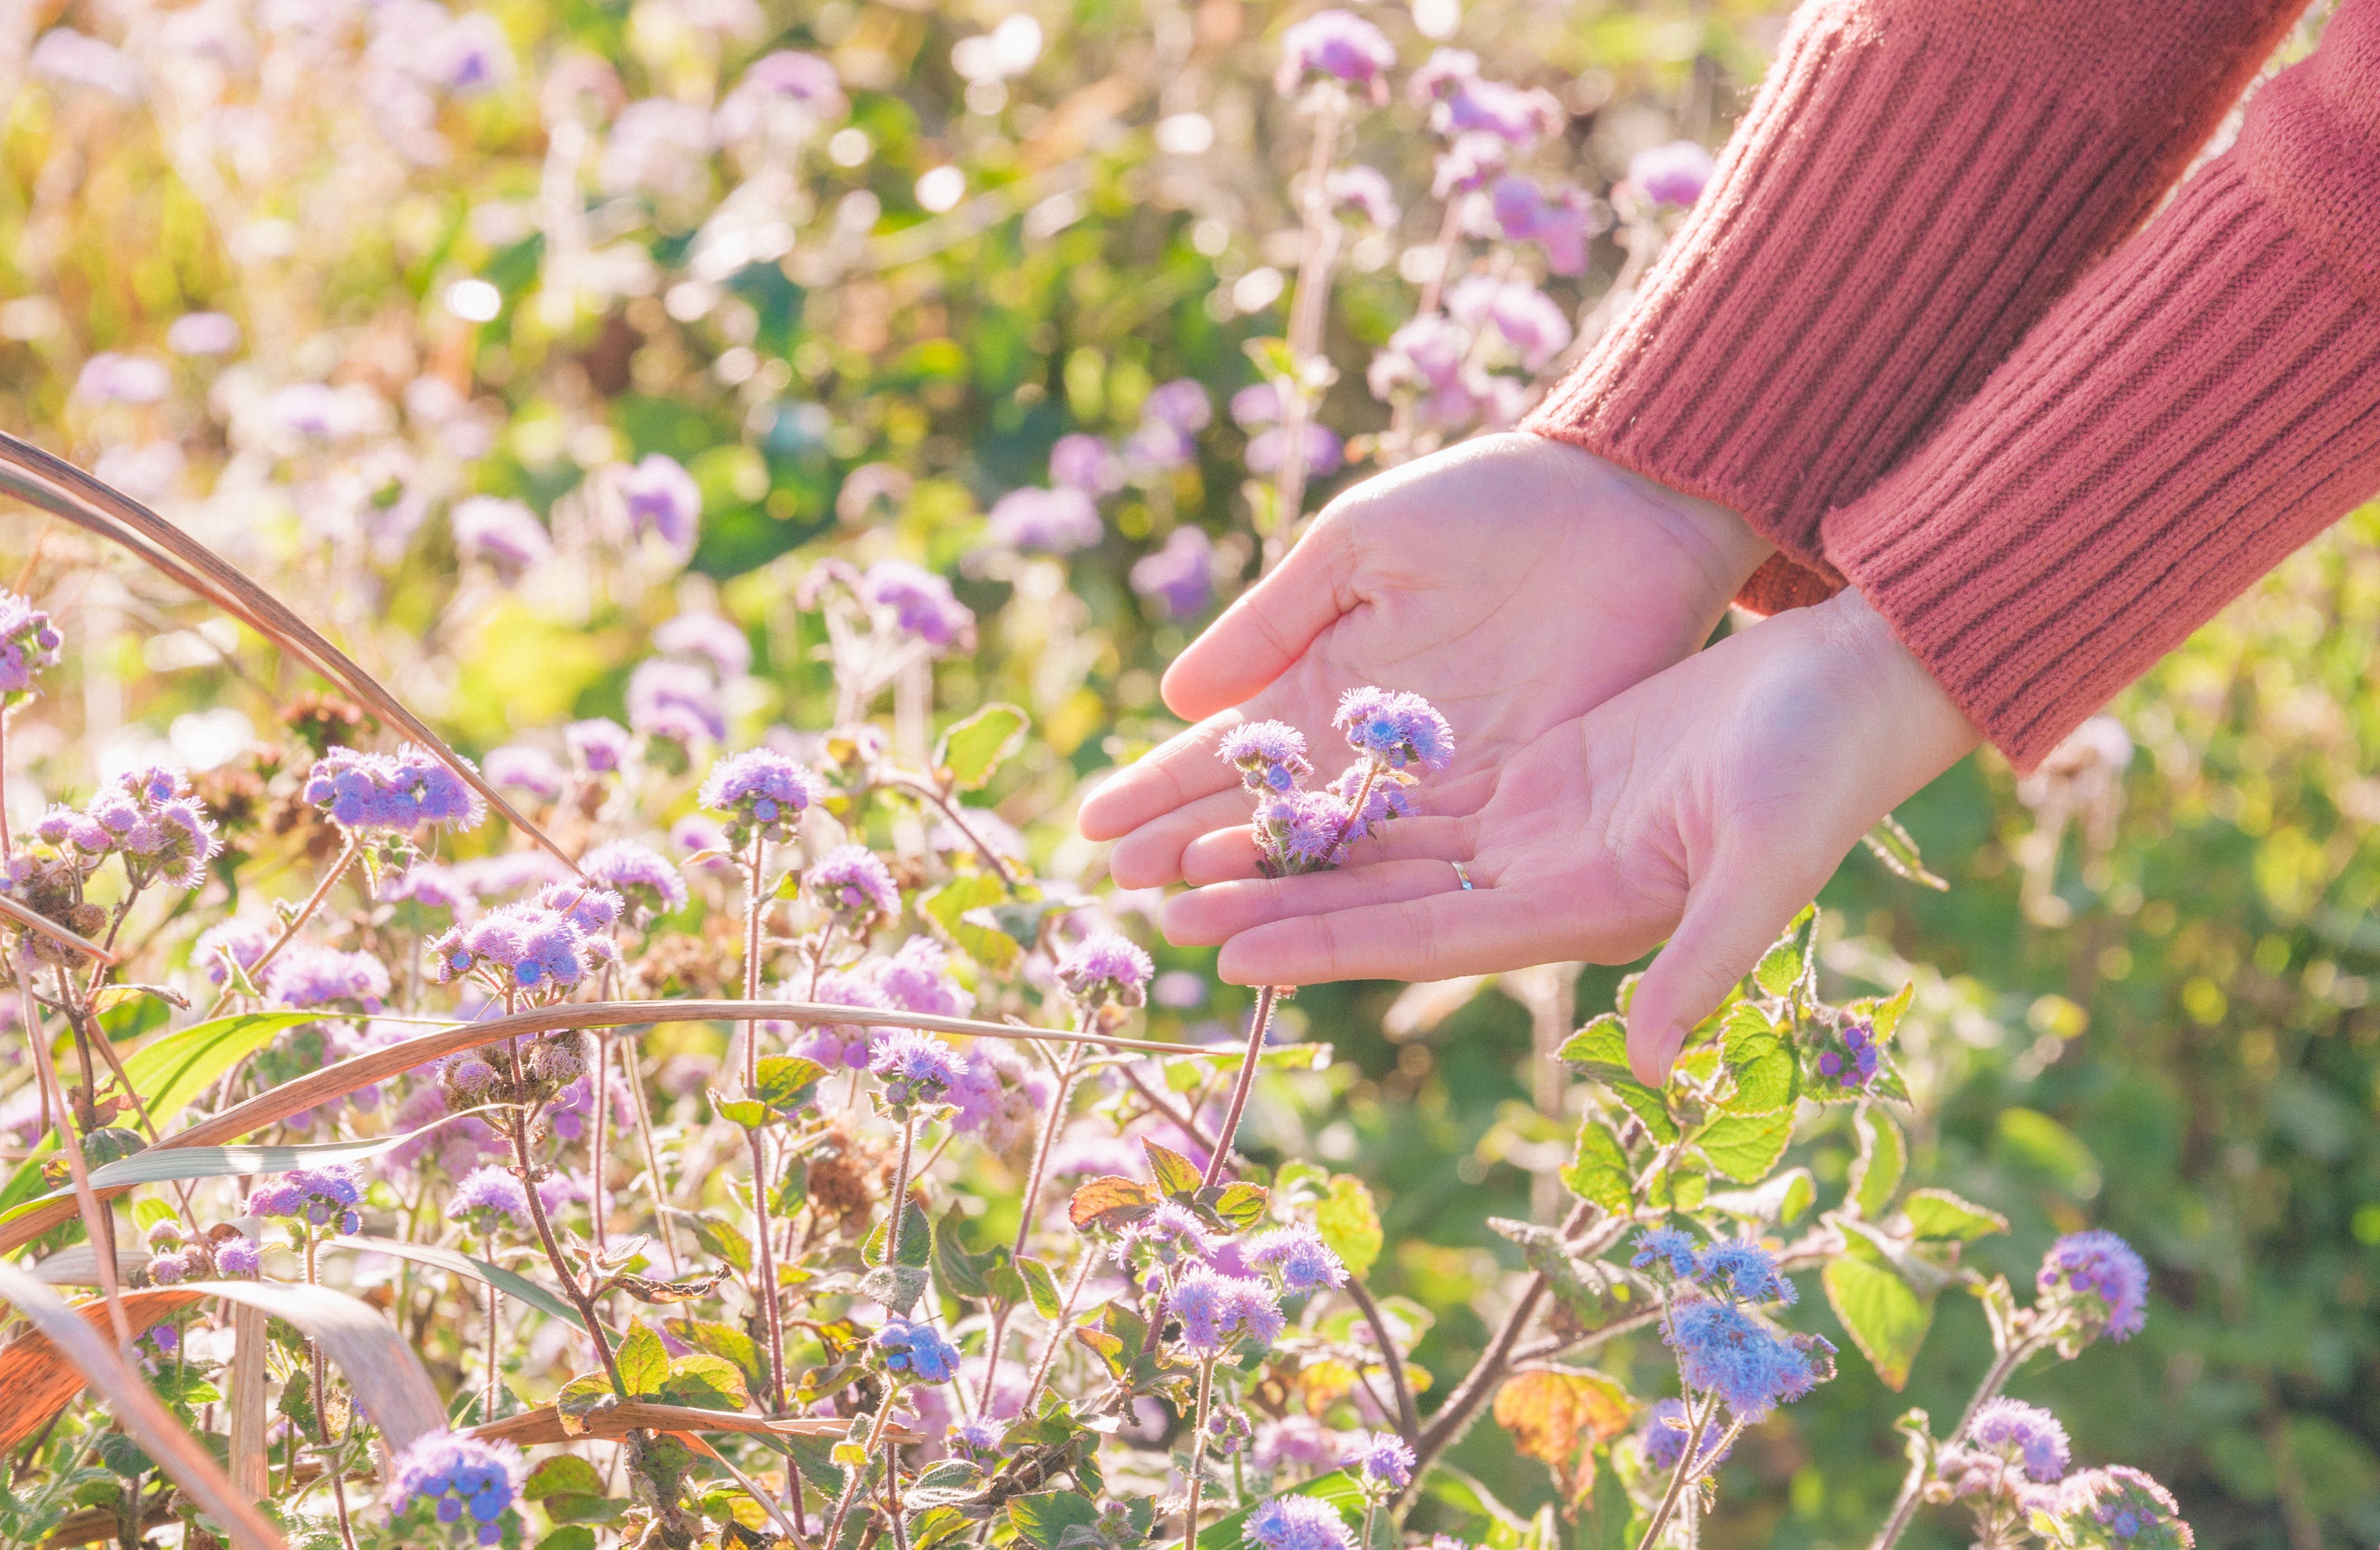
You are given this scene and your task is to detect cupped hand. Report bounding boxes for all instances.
[1075,433,1770,886]
[1159,588,1982,1085]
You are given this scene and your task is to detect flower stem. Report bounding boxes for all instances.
[1263,93,1347,571]
[502,1075,626,1397]
[1019,1249,1099,1414]
[886,1114,917,1265]
[982,1028,1092,1410]
[1867,1323,2061,1550]
[247,830,363,984]
[826,1383,907,1550]
[1201,985,1279,1188]
[1180,1357,1217,1550]
[1635,1391,1716,1550]
[740,831,791,1416]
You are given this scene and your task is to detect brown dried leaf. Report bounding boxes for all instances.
[1492,1369,1635,1506]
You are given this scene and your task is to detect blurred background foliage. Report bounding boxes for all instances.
[0,0,2373,1544]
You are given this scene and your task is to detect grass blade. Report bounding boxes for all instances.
[181,1279,447,1453]
[333,1235,583,1325]
[0,1266,283,1547]
[0,1286,196,1452]
[462,1401,918,1448]
[0,429,575,872]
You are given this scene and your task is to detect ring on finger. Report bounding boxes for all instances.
[1451,861,1475,891]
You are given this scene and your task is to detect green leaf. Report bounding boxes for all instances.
[1559,1119,1632,1213]
[1860,812,1950,890]
[933,1207,991,1301]
[713,1095,771,1130]
[1143,1139,1203,1201]
[616,1320,670,1400]
[1203,1182,1269,1232]
[1008,1491,1099,1550]
[335,1236,582,1326]
[861,1204,933,1269]
[669,1320,767,1397]
[556,1372,615,1418]
[936,703,1030,791]
[677,1211,754,1275]
[1902,1188,2009,1242]
[922,874,1021,974]
[1992,1108,2103,1199]
[656,1352,749,1412]
[1018,1256,1062,1320]
[1753,907,1817,999]
[525,1457,607,1501]
[905,1460,989,1510]
[1695,1109,1794,1184]
[1316,1175,1383,1279]
[1720,1010,1800,1116]
[536,1529,598,1550]
[756,1056,827,1113]
[1195,1468,1364,1550]
[1850,1107,1906,1218]
[1821,1254,1934,1391]
[1066,1175,1158,1232]
[1557,1016,1675,1142]
[861,1264,933,1316]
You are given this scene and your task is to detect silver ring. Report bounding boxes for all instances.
[1451,861,1475,891]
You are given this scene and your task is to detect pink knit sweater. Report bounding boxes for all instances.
[1523,0,2380,769]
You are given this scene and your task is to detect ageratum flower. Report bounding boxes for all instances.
[1121,1202,1224,1270]
[1049,434,1123,495]
[1205,1405,1253,1457]
[537,882,624,937]
[874,936,974,1020]
[579,838,688,920]
[1246,1225,1347,1292]
[1632,1227,1702,1279]
[1254,788,1361,874]
[1335,687,1455,772]
[715,49,848,143]
[616,453,702,554]
[450,1165,529,1233]
[1055,931,1154,1012]
[1489,176,1598,276]
[214,1235,262,1277]
[1328,166,1398,229]
[627,658,729,747]
[1697,1240,1797,1306]
[655,610,752,679]
[1169,1264,1285,1354]
[0,591,64,701]
[1218,721,1314,797]
[1940,1398,2071,1494]
[699,748,823,847]
[41,765,221,889]
[565,717,633,774]
[862,560,976,650]
[245,1164,364,1236]
[303,746,485,833]
[451,496,551,580]
[2037,1230,2148,1344]
[1274,9,1395,101]
[805,844,900,930]
[946,1044,1050,1150]
[1665,1298,1835,1423]
[1433,77,1564,148]
[2030,1466,2194,1549]
[427,902,596,991]
[1630,140,1717,207]
[1130,527,1214,619]
[385,1431,527,1547]
[876,1317,961,1382]
[195,918,275,987]
[780,969,895,1070]
[1245,1495,1356,1550]
[1244,423,1345,479]
[1637,1396,1732,1476]
[870,1029,968,1116]
[1359,1432,1415,1490]
[948,1417,1004,1458]
[484,744,567,801]
[988,485,1102,553]
[1447,276,1573,373]
[1817,1018,1883,1089]
[265,944,391,1012]
[1325,761,1414,845]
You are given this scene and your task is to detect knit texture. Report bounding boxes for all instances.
[1828,1,2380,768]
[1520,0,2304,614]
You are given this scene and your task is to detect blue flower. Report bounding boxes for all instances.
[806,845,901,927]
[869,1031,969,1114]
[1169,1265,1285,1354]
[1055,931,1155,1010]
[1359,1431,1415,1490]
[386,1431,525,1546]
[1947,1398,2071,1489]
[2037,1231,2148,1343]
[1696,1240,1796,1306]
[1246,1495,1356,1550]
[876,1317,961,1383]
[1631,1227,1701,1279]
[451,1165,529,1232]
[1218,721,1315,797]
[2030,1465,2192,1549]
[580,838,690,920]
[1665,1299,1834,1423]
[1122,1202,1224,1269]
[700,749,824,845]
[1637,1397,1731,1477]
[1333,687,1455,772]
[1246,1225,1347,1292]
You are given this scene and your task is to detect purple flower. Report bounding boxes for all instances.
[451,1164,529,1231]
[948,1418,1004,1458]
[946,1043,1048,1149]
[214,1235,262,1277]
[1632,1227,1702,1279]
[1121,1202,1224,1269]
[73,352,172,405]
[1359,1431,1415,1490]
[805,844,900,928]
[1130,527,1214,618]
[1231,383,1282,429]
[1433,78,1564,148]
[2034,1466,2193,1549]
[1432,132,1510,197]
[655,611,752,679]
[1254,1416,1350,1472]
[1246,1225,1347,1292]
[1489,176,1599,276]
[537,882,624,937]
[1328,166,1398,229]
[484,744,568,801]
[266,945,391,1011]
[877,1318,961,1382]
[566,717,633,774]
[1055,931,1154,1010]
[1326,762,1414,847]
[386,1431,526,1543]
[1141,379,1213,433]
[863,560,976,650]
[580,839,689,919]
[1275,10,1395,100]
[700,748,823,847]
[1169,1264,1286,1354]
[1245,1495,1355,1550]
[1408,48,1477,103]
[782,968,895,1070]
[302,745,485,833]
[30,29,143,100]
[428,904,594,991]
[1697,1240,1796,1306]
[0,591,64,698]
[874,937,973,1019]
[1049,434,1124,495]
[988,486,1102,552]
[1244,424,1344,479]
[1665,1298,1834,1423]
[1447,276,1571,371]
[165,311,241,356]
[196,918,275,987]
[1219,722,1314,798]
[627,658,728,746]
[1949,1398,2072,1488]
[1205,1406,1254,1457]
[870,1030,969,1113]
[2037,1230,2148,1343]
[1816,1019,1882,1088]
[426,11,513,94]
[1255,788,1359,873]
[1630,140,1716,208]
[244,1164,364,1236]
[1637,1396,1731,1476]
[1125,419,1198,474]
[1335,687,1455,772]
[451,496,551,579]
[715,49,848,142]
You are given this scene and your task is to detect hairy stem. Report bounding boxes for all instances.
[983,1031,1091,1410]
[1868,1322,2062,1550]
[1201,985,1280,1189]
[1180,1358,1217,1550]
[1343,1275,1418,1445]
[502,1065,625,1397]
[1019,1249,1099,1414]
[246,831,363,985]
[17,954,129,1351]
[1264,93,1348,570]
[826,1384,907,1550]
[1635,1391,1715,1550]
[739,833,791,1416]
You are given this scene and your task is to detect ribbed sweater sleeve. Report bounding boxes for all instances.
[1825,0,2380,769]
[1519,0,2304,615]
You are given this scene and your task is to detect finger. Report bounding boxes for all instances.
[1164,859,1468,945]
[1107,788,1254,889]
[1624,861,1811,1087]
[1211,886,1552,985]
[1179,814,1476,886]
[1077,714,1255,843]
[1160,514,1354,721]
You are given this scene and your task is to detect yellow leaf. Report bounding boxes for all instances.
[1491,1369,1635,1506]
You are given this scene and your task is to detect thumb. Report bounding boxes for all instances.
[1625,862,1810,1088]
[1160,512,1355,721]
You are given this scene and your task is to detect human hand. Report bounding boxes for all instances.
[1160,587,1982,1085]
[1075,432,1770,885]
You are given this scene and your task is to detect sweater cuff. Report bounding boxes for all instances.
[1825,154,2380,771]
[1520,0,2294,606]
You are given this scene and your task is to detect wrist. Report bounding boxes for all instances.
[1809,586,1982,791]
[1514,431,1775,599]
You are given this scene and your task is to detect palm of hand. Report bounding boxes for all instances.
[1079,433,1762,886]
